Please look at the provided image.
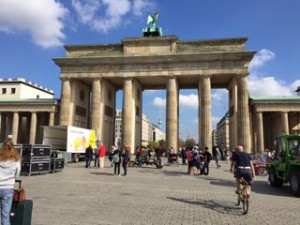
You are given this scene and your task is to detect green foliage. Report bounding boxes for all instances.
[158,139,166,149]
[185,138,196,150]
[148,140,159,149]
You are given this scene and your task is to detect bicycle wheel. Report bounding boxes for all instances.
[242,186,249,214]
[236,192,241,206]
[242,198,249,214]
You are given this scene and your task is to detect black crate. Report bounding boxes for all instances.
[21,159,50,176]
[22,144,51,159]
[50,158,64,172]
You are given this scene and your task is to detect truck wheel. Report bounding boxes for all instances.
[290,171,300,197]
[73,154,79,163]
[269,168,284,187]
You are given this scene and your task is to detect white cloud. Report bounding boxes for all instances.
[247,48,300,96]
[248,75,293,96]
[0,0,68,48]
[72,0,154,33]
[249,49,275,72]
[290,80,300,92]
[152,97,166,107]
[179,94,198,108]
[132,0,154,16]
[211,89,228,102]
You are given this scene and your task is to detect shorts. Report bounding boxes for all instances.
[188,161,195,167]
[234,168,252,185]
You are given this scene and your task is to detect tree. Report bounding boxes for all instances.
[185,138,196,150]
[158,139,166,149]
[178,138,185,148]
[148,140,159,149]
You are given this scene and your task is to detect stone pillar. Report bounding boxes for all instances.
[59,78,71,125]
[0,113,7,141]
[49,112,55,126]
[29,112,37,144]
[12,112,19,144]
[281,112,289,135]
[91,79,102,140]
[237,76,251,152]
[166,77,178,151]
[122,78,135,150]
[198,76,212,151]
[256,112,264,153]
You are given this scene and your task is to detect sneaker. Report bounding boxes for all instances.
[118,174,121,177]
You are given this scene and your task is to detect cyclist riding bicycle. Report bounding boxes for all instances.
[230,145,255,196]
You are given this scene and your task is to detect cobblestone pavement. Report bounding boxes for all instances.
[21,158,299,225]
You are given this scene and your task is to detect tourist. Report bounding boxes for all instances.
[0,140,21,225]
[202,147,212,175]
[85,145,93,168]
[121,146,130,176]
[112,148,121,176]
[212,146,221,168]
[94,140,99,167]
[98,141,106,168]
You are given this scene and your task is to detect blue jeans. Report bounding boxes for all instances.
[0,188,13,225]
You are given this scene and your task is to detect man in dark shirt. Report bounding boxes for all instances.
[230,145,255,194]
[85,145,93,168]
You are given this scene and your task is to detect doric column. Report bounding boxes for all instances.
[256,112,264,153]
[237,76,251,152]
[281,112,289,135]
[29,112,37,144]
[198,76,212,151]
[12,112,19,144]
[91,79,102,140]
[49,112,55,126]
[122,78,134,150]
[59,78,71,125]
[0,113,7,141]
[166,77,178,151]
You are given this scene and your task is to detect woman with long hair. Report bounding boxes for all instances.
[0,139,21,225]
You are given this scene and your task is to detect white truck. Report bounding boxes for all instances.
[42,125,96,163]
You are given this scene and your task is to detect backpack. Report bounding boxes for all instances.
[112,153,119,163]
[193,151,198,160]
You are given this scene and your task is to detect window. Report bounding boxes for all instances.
[11,88,16,94]
[2,88,6,94]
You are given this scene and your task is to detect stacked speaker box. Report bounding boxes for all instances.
[21,144,51,176]
[50,150,65,172]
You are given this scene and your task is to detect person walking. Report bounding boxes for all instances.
[98,141,106,168]
[121,146,130,176]
[181,148,187,165]
[202,147,212,175]
[0,140,21,225]
[94,141,99,167]
[212,146,221,168]
[85,145,93,168]
[108,145,116,167]
[112,148,121,176]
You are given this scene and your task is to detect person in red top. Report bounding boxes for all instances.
[98,141,106,168]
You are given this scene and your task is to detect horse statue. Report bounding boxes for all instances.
[142,11,162,37]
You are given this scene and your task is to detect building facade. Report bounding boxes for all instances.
[216,96,300,153]
[53,35,255,153]
[0,78,59,144]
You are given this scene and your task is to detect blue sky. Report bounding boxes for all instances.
[1,0,300,141]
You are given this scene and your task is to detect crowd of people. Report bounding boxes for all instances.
[84,141,257,197]
[85,141,131,176]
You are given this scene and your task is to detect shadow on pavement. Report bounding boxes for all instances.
[167,197,244,216]
[199,175,295,198]
[252,180,295,198]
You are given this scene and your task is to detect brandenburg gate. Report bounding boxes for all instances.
[53,35,255,153]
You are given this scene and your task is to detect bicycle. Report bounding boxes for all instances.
[236,177,250,214]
